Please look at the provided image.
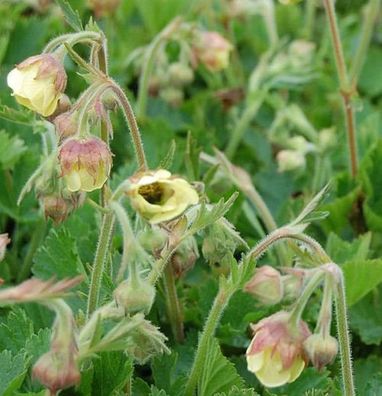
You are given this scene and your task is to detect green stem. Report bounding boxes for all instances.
[136,18,182,120]
[43,31,102,53]
[17,220,46,282]
[323,0,358,178]
[148,246,179,286]
[316,273,334,336]
[303,0,317,40]
[86,212,115,318]
[350,0,381,85]
[184,286,234,396]
[289,270,325,326]
[163,263,184,343]
[225,91,267,159]
[335,272,355,396]
[110,84,148,170]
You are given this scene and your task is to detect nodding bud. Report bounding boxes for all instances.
[114,278,155,314]
[276,149,306,172]
[137,227,168,254]
[59,137,112,192]
[244,265,283,306]
[192,31,233,72]
[171,236,199,278]
[7,53,67,117]
[40,193,84,224]
[33,346,80,393]
[0,234,11,262]
[168,62,194,86]
[303,334,338,370]
[53,110,78,141]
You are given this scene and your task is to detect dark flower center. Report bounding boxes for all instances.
[138,183,164,204]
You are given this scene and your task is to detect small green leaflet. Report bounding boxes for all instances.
[55,0,83,31]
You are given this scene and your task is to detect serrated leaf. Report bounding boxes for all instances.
[24,328,51,365]
[32,228,85,280]
[0,350,28,396]
[216,386,258,396]
[0,130,27,170]
[342,259,382,306]
[326,232,371,264]
[0,307,33,353]
[198,338,244,396]
[55,0,83,31]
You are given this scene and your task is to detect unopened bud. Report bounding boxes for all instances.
[168,62,194,86]
[277,149,306,172]
[318,128,336,151]
[0,234,11,262]
[54,110,78,141]
[171,236,199,278]
[114,278,155,314]
[40,193,84,224]
[160,87,184,107]
[244,265,283,306]
[303,333,338,370]
[137,227,168,254]
[33,348,80,393]
[59,137,112,192]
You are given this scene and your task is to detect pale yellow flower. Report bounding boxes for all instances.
[59,137,112,192]
[128,170,199,224]
[246,311,311,387]
[7,54,67,117]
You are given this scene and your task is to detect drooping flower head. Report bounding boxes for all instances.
[7,54,67,117]
[127,170,199,224]
[59,137,112,192]
[193,31,233,72]
[304,333,338,370]
[246,311,311,387]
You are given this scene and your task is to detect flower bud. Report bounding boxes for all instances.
[276,149,306,172]
[193,31,233,72]
[303,334,338,370]
[59,137,112,192]
[246,311,311,387]
[159,87,184,107]
[40,193,84,224]
[54,110,78,141]
[244,265,283,306]
[137,227,168,254]
[88,0,121,17]
[318,128,336,151]
[0,234,11,262]
[127,169,199,224]
[33,348,80,393]
[7,54,67,117]
[171,236,199,278]
[289,40,315,67]
[114,279,155,314]
[168,62,194,86]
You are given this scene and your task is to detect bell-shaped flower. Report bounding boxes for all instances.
[246,311,311,387]
[7,54,67,117]
[127,169,199,224]
[59,137,112,192]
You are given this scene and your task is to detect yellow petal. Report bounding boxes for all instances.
[254,349,290,388]
[288,357,305,383]
[246,351,265,373]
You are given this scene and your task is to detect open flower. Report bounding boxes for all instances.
[127,170,199,224]
[193,31,233,72]
[246,311,311,387]
[7,54,67,117]
[59,137,112,192]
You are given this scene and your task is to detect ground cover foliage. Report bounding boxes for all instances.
[0,0,381,395]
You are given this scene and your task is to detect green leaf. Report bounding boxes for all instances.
[0,350,28,396]
[350,292,382,345]
[198,338,244,396]
[54,0,83,31]
[355,356,382,395]
[0,104,35,125]
[32,228,85,280]
[216,386,258,396]
[326,232,371,264]
[151,353,177,393]
[158,140,176,170]
[0,130,27,170]
[91,351,133,396]
[364,373,382,395]
[0,307,34,354]
[342,259,382,306]
[24,328,51,365]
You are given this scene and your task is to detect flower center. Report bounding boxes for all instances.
[138,183,164,204]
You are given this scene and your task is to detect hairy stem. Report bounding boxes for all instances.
[335,273,355,396]
[163,263,184,343]
[86,212,115,318]
[43,31,102,53]
[323,0,358,177]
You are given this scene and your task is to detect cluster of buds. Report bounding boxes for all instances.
[276,136,315,173]
[127,169,199,224]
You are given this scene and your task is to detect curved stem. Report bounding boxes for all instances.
[110,84,148,170]
[335,273,355,396]
[136,18,182,120]
[184,286,234,396]
[86,212,115,318]
[43,31,102,53]
[163,263,184,343]
[316,273,334,336]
